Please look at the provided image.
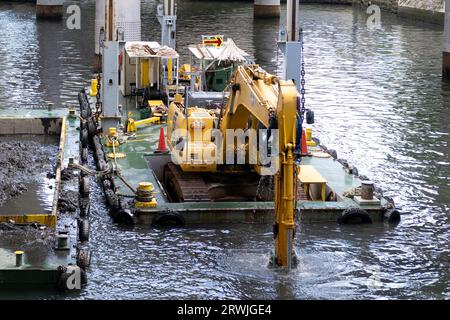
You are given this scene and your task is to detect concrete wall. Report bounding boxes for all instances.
[353,0,398,13]
[398,0,445,24]
[0,118,62,135]
[300,0,397,12]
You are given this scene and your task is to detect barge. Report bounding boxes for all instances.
[0,110,90,290]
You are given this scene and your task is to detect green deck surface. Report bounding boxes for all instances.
[99,100,387,224]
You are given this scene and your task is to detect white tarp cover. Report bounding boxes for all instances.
[125,41,179,59]
[188,39,249,63]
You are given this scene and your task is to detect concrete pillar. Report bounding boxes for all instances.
[115,0,141,41]
[36,0,64,20]
[95,0,141,71]
[103,0,141,43]
[95,0,105,55]
[254,0,280,18]
[444,0,450,80]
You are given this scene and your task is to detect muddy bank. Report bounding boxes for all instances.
[0,140,58,206]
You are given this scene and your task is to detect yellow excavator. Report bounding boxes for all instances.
[165,64,299,268]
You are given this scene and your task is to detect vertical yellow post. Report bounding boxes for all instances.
[274,80,298,269]
[168,58,173,84]
[141,59,150,86]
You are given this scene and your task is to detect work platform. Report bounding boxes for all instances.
[91,94,396,226]
[0,109,85,290]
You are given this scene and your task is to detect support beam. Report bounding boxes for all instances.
[157,0,177,49]
[95,0,105,71]
[36,0,63,20]
[286,0,299,42]
[254,0,280,18]
[102,41,121,132]
[444,0,450,80]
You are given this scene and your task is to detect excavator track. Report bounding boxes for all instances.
[163,163,211,202]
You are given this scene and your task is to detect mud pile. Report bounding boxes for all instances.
[0,140,57,206]
[0,222,55,260]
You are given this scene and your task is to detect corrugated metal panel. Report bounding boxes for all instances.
[188,39,250,62]
[125,41,179,59]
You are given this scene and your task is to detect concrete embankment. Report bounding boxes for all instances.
[397,0,444,24]
[0,0,445,24]
[302,1,444,24]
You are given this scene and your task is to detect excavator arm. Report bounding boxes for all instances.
[273,81,298,268]
[221,65,299,268]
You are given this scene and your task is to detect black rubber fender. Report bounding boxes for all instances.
[81,147,88,163]
[80,129,89,148]
[92,135,101,148]
[338,208,372,224]
[97,159,106,171]
[306,109,315,124]
[114,209,135,225]
[105,189,119,210]
[384,208,401,224]
[95,149,105,162]
[87,118,97,137]
[78,218,90,242]
[79,197,90,218]
[57,268,74,291]
[76,248,91,270]
[152,212,186,227]
[80,267,88,285]
[57,266,86,291]
[79,176,90,198]
[84,103,92,118]
[80,109,89,120]
[80,119,87,132]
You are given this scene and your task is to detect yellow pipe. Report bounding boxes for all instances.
[126,139,148,143]
[90,79,98,96]
[306,128,312,141]
[127,117,160,133]
[135,133,156,138]
[134,116,160,127]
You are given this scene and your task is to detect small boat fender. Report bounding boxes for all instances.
[338,208,372,224]
[152,212,186,227]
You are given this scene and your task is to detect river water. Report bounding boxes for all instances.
[0,1,448,299]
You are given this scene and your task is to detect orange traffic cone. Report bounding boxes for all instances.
[155,127,169,153]
[301,129,308,155]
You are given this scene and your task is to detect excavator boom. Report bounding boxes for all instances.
[167,65,299,268]
[224,66,299,268]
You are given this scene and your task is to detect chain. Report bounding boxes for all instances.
[95,73,102,121]
[300,31,306,114]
